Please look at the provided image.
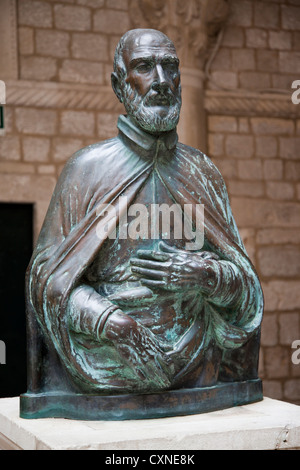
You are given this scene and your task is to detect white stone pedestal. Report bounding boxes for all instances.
[0,397,299,450]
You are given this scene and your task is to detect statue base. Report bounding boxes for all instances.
[20,379,262,421]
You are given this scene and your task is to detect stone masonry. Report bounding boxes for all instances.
[207,0,300,405]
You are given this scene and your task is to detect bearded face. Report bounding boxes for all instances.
[121,79,182,134]
[113,30,182,134]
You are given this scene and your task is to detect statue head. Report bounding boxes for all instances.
[112,29,182,134]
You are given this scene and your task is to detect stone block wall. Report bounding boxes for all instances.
[208,114,300,403]
[208,0,300,91]
[2,0,128,183]
[0,0,299,405]
[18,0,130,85]
[2,105,126,179]
[207,0,300,404]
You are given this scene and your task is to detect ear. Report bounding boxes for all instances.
[111,72,123,103]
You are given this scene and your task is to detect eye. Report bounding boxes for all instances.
[136,62,153,73]
[164,62,178,73]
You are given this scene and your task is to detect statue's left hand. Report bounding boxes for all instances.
[130,241,220,294]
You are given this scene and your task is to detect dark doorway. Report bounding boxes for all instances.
[0,203,33,397]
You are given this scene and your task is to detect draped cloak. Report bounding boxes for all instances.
[26,115,264,394]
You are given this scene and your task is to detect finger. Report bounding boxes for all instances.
[136,249,170,262]
[158,241,179,253]
[130,257,169,270]
[131,266,166,279]
[139,279,168,289]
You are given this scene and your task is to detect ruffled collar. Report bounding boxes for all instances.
[117,115,178,154]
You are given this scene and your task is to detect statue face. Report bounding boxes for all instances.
[120,31,182,134]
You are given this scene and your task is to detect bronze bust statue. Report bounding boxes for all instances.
[20,29,264,420]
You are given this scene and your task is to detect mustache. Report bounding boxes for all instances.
[144,88,177,107]
[122,81,181,133]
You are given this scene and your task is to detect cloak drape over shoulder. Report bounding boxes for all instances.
[27,118,263,393]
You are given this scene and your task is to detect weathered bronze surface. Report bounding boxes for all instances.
[20,29,264,420]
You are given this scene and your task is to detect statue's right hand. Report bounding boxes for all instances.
[103,310,137,342]
[103,310,175,389]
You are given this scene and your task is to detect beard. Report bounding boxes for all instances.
[121,82,182,134]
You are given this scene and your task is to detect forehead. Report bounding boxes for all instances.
[123,32,178,65]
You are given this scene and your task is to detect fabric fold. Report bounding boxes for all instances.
[26,121,263,392]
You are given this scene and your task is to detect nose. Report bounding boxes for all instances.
[152,64,169,90]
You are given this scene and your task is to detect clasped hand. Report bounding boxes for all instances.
[130,241,220,295]
[102,242,220,385]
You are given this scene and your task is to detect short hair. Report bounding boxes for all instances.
[113,29,175,81]
[113,31,131,81]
